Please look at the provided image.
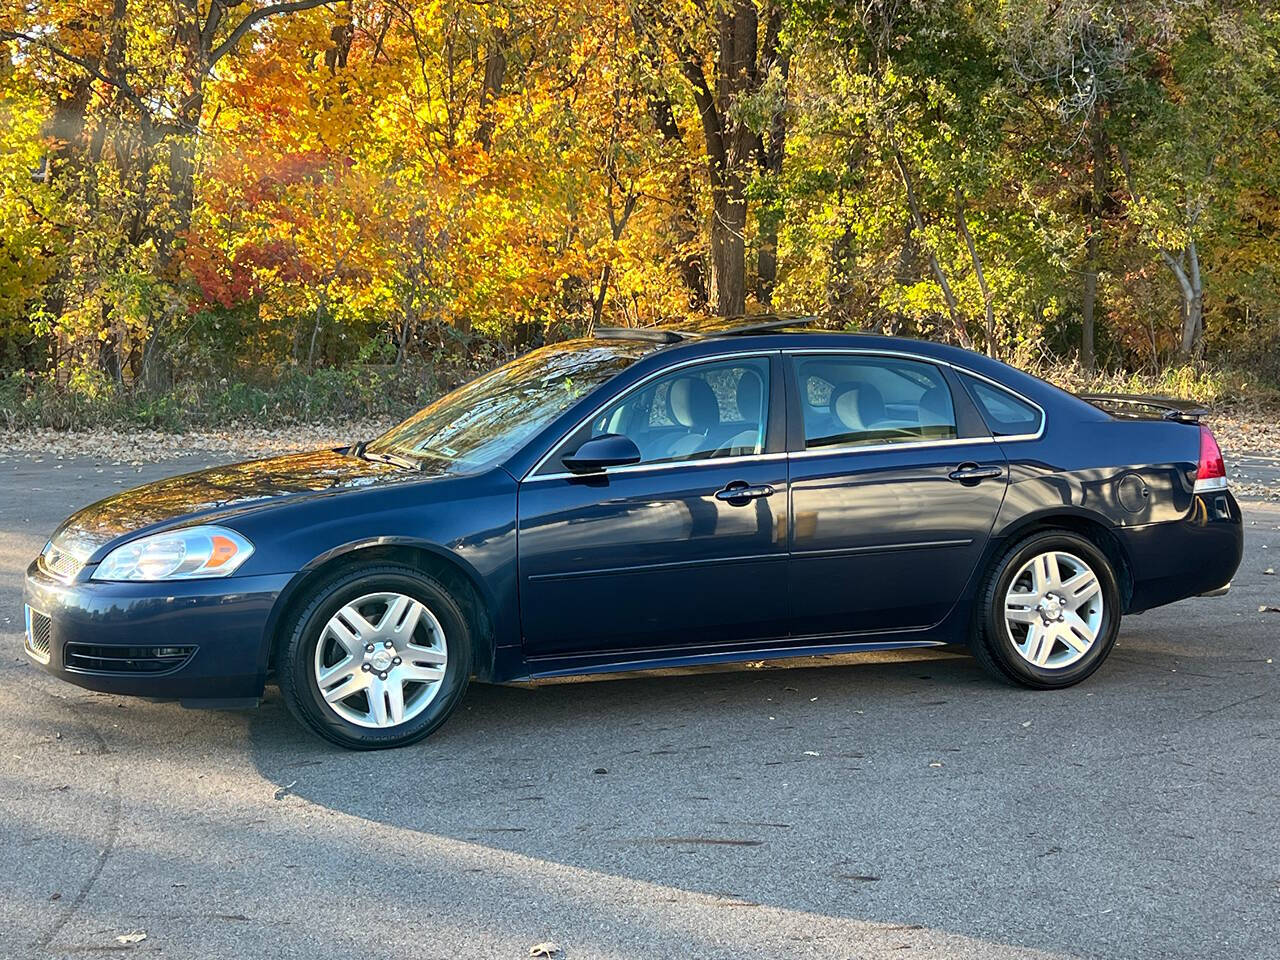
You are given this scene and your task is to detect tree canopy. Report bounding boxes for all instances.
[1,0,1277,392]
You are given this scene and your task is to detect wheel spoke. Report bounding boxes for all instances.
[382,594,424,638]
[329,603,376,654]
[367,679,389,724]
[322,670,368,703]
[402,644,447,665]
[1061,611,1097,650]
[401,662,445,683]
[1032,553,1059,593]
[317,657,357,689]
[1024,623,1055,665]
[1005,604,1039,625]
[1060,570,1100,610]
[385,680,406,724]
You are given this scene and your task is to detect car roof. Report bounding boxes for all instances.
[591,315,974,365]
[593,315,810,342]
[591,317,974,368]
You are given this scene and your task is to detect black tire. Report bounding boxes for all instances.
[970,530,1122,689]
[276,563,472,749]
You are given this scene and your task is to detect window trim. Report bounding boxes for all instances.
[781,348,1045,459]
[524,350,783,481]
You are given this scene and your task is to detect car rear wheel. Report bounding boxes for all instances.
[971,531,1121,688]
[277,564,472,749]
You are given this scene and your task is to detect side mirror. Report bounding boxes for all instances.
[561,433,642,474]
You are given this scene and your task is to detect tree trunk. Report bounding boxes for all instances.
[826,218,855,325]
[1080,111,1108,373]
[1081,267,1098,372]
[1161,243,1204,364]
[475,28,507,151]
[590,263,613,329]
[755,5,788,308]
[954,191,995,357]
[709,186,747,316]
[893,149,972,349]
[705,2,758,317]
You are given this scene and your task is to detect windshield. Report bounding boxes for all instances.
[366,341,651,473]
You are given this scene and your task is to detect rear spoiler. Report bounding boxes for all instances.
[1077,393,1209,424]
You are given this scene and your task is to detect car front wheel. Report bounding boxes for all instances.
[277,564,472,749]
[971,531,1121,689]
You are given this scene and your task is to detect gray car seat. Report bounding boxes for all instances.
[718,370,765,455]
[829,381,887,434]
[659,377,720,460]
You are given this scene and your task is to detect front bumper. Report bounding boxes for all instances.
[22,560,293,702]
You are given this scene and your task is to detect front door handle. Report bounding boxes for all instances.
[948,463,1004,483]
[715,481,776,504]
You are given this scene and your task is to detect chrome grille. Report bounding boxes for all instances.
[24,606,52,664]
[39,545,85,582]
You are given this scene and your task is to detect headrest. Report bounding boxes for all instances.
[830,381,886,432]
[919,385,951,423]
[736,370,764,420]
[667,377,719,430]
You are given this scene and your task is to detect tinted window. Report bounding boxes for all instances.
[961,375,1042,436]
[581,356,771,465]
[794,354,957,450]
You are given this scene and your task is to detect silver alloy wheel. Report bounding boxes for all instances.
[1003,550,1104,669]
[312,591,448,729]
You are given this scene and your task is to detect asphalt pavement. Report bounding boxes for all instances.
[1,454,1277,960]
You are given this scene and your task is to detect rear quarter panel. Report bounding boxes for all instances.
[996,418,1201,533]
[991,412,1241,612]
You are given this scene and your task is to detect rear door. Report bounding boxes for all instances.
[785,352,1009,637]
[518,352,789,658]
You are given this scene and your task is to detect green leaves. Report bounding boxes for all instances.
[1,0,1277,384]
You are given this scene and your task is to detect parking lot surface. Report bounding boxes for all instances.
[1,454,1277,959]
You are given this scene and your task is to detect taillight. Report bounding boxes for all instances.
[1194,425,1227,493]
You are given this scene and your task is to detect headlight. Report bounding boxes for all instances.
[92,525,255,581]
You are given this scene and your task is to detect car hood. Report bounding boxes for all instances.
[50,449,426,560]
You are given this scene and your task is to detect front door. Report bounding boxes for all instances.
[785,352,1008,637]
[518,353,789,658]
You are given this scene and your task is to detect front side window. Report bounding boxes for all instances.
[794,354,958,450]
[960,374,1043,437]
[577,356,772,466]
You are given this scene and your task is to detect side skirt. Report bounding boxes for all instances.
[513,637,948,682]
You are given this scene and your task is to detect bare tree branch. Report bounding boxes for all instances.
[0,29,150,121]
[208,0,339,66]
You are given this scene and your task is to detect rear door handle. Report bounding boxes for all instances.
[948,463,1004,482]
[715,481,775,503]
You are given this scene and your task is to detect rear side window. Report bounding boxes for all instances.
[793,354,958,450]
[961,375,1043,437]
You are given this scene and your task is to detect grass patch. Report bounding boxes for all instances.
[0,365,445,432]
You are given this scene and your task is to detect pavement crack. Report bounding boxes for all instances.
[31,687,122,952]
[1190,691,1269,722]
[35,771,121,952]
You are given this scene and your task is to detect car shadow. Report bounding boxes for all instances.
[237,641,1250,959]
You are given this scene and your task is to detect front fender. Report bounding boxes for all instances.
[231,468,520,669]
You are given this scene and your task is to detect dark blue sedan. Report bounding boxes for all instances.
[22,319,1243,748]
